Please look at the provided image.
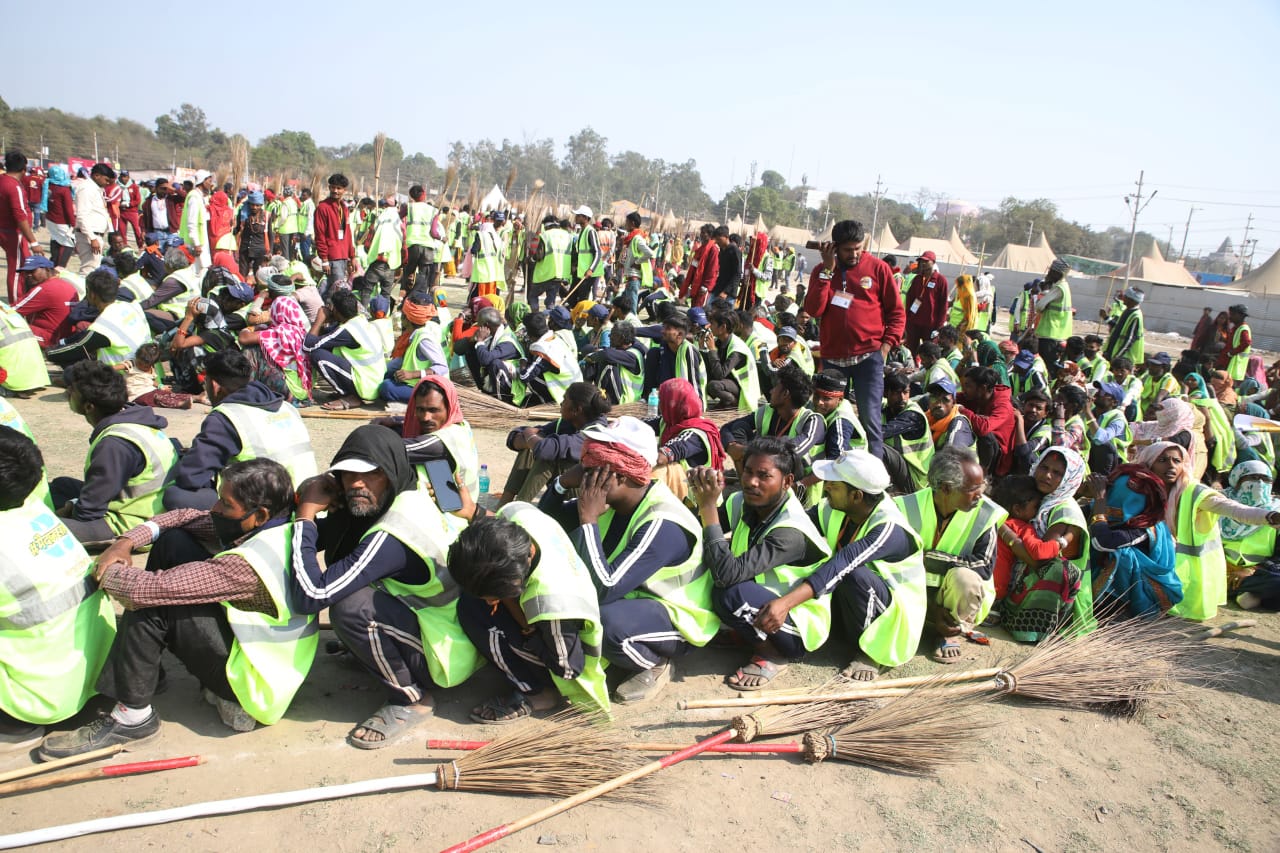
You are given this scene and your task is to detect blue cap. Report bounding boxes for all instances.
[1147,352,1172,367]
[225,281,254,302]
[927,378,958,396]
[369,295,391,316]
[777,326,798,340]
[548,305,572,328]
[588,304,609,321]
[1094,381,1126,401]
[18,256,55,271]
[689,307,708,326]
[1012,351,1035,370]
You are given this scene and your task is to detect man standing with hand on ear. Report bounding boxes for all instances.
[803,219,905,458]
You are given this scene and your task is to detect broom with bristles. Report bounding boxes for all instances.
[0,712,646,849]
[730,677,884,743]
[230,136,249,192]
[428,738,806,756]
[802,681,994,774]
[467,176,479,212]
[442,162,459,206]
[503,165,518,200]
[372,132,387,198]
[310,164,326,203]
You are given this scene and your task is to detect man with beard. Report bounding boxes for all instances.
[39,459,315,758]
[289,425,482,749]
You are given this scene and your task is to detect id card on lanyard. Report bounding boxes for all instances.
[829,268,852,309]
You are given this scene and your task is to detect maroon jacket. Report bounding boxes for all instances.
[959,384,1016,475]
[140,194,180,234]
[314,197,354,261]
[803,253,905,360]
[46,184,75,227]
[903,269,949,329]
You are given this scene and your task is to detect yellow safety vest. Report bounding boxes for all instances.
[220,522,319,724]
[1228,323,1252,382]
[533,229,573,283]
[726,334,761,411]
[1168,483,1228,622]
[413,421,480,500]
[0,306,50,391]
[155,266,201,317]
[334,315,387,401]
[87,300,152,366]
[214,401,319,486]
[87,421,178,535]
[883,402,934,490]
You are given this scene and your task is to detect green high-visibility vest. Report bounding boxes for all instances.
[87,301,151,366]
[1044,498,1095,638]
[1140,372,1179,416]
[614,345,646,405]
[1168,483,1228,622]
[213,401,319,486]
[277,198,300,235]
[753,254,775,298]
[220,522,319,724]
[883,402,934,490]
[823,399,868,450]
[1192,397,1237,473]
[334,315,387,401]
[594,482,719,646]
[674,339,707,407]
[512,335,581,406]
[87,422,178,535]
[405,201,440,249]
[0,498,116,724]
[817,497,926,667]
[574,225,598,278]
[370,489,484,688]
[402,322,446,376]
[155,267,201,317]
[501,501,611,717]
[1223,524,1277,570]
[120,272,154,303]
[896,489,1006,625]
[1036,281,1073,340]
[1096,408,1132,459]
[0,307,50,392]
[726,334,761,411]
[0,398,51,509]
[1228,324,1251,382]
[412,421,480,501]
[299,198,316,236]
[533,228,573,283]
[630,237,653,288]
[725,491,832,651]
[1105,309,1144,366]
[753,405,824,494]
[784,339,815,376]
[470,229,505,284]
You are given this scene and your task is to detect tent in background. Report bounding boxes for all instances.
[1100,241,1199,287]
[770,223,813,247]
[869,223,898,253]
[480,185,508,212]
[1235,249,1280,296]
[988,231,1058,273]
[893,235,978,267]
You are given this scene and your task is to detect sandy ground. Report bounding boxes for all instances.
[1,267,1278,852]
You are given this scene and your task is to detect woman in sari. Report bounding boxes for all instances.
[947,274,977,335]
[972,339,1010,387]
[1083,464,1179,617]
[1002,447,1092,641]
[650,377,726,502]
[1138,441,1280,621]
[239,294,312,403]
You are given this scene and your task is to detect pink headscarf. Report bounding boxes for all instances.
[258,297,312,390]
[1137,441,1193,531]
[1154,398,1196,439]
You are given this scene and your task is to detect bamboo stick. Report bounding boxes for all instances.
[0,755,203,797]
[439,729,739,853]
[1193,619,1257,640]
[0,745,124,785]
[425,739,801,755]
[738,667,1002,700]
[679,682,996,711]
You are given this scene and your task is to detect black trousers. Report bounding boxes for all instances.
[601,598,690,671]
[402,244,437,294]
[1038,337,1062,373]
[329,585,434,706]
[456,593,556,695]
[832,565,892,651]
[95,529,235,708]
[881,445,917,495]
[48,477,116,544]
[706,378,740,409]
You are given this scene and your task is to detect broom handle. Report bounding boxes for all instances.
[425,739,801,754]
[0,744,124,784]
[740,667,1003,700]
[1194,619,1257,640]
[0,755,204,797]
[0,773,440,849]
[438,729,740,853]
[680,681,996,710]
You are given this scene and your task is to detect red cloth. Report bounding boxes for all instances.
[208,191,233,247]
[314,198,353,261]
[1216,323,1252,368]
[994,517,1061,599]
[902,269,950,330]
[140,194,179,234]
[658,377,726,470]
[212,250,241,279]
[958,384,1016,476]
[403,374,464,438]
[1109,464,1168,531]
[14,275,77,347]
[24,175,43,205]
[803,253,905,360]
[581,439,653,485]
[46,184,74,226]
[0,174,27,231]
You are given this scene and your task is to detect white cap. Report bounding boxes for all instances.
[572,205,593,219]
[193,170,213,184]
[327,458,378,475]
[581,416,658,467]
[810,449,891,495]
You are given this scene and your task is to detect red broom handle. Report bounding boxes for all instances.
[438,729,739,853]
[425,738,801,754]
[100,756,203,776]
[0,755,204,796]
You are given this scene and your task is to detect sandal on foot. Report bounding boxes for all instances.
[932,637,963,664]
[347,703,432,750]
[469,693,534,725]
[726,656,786,691]
[838,658,885,682]
[615,660,674,704]
[322,398,360,411]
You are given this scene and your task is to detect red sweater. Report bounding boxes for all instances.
[903,269,950,329]
[995,517,1060,599]
[682,240,718,301]
[314,197,353,261]
[959,384,1016,475]
[0,174,27,231]
[803,254,905,359]
[46,184,75,227]
[14,276,78,347]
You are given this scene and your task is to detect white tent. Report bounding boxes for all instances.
[1101,241,1199,288]
[946,226,981,266]
[1232,249,1280,297]
[770,224,813,248]
[868,223,899,254]
[893,235,977,267]
[479,184,508,212]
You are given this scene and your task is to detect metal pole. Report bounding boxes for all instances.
[869,174,884,253]
[1027,220,1034,245]
[1178,206,1198,261]
[1236,214,1253,279]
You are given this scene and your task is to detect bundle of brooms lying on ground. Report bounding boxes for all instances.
[0,619,1219,850]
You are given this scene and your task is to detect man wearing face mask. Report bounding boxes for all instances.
[39,459,317,759]
[288,425,482,749]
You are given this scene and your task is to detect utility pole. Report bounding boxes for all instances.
[868,174,886,252]
[1166,224,1174,255]
[1236,213,1254,279]
[1121,170,1156,290]
[1027,220,1034,245]
[1178,206,1200,261]
[93,131,99,162]
[741,160,757,223]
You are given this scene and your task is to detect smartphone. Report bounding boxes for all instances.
[423,458,463,512]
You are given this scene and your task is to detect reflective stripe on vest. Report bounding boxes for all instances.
[0,575,92,631]
[0,313,35,347]
[88,301,151,365]
[156,267,200,316]
[214,401,318,485]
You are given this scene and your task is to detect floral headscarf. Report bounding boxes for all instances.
[1220,460,1279,541]
[258,296,311,390]
[1032,447,1087,536]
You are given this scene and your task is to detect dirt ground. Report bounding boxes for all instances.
[1,267,1278,852]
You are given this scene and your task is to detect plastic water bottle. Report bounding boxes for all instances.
[478,464,490,495]
[647,390,659,419]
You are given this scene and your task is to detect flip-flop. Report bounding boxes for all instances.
[347,703,432,749]
[726,656,786,691]
[469,693,535,725]
[932,637,963,664]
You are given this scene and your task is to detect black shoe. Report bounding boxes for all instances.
[38,712,161,760]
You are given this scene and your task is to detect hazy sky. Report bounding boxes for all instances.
[8,0,1279,261]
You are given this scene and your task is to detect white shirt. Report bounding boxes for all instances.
[148,194,169,230]
[72,177,111,235]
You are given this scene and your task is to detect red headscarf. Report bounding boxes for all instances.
[402,374,464,438]
[581,440,652,485]
[658,378,726,470]
[1108,463,1169,531]
[208,191,233,245]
